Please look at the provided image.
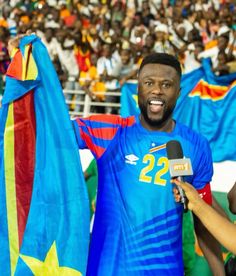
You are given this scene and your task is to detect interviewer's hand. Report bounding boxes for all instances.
[171,179,204,212]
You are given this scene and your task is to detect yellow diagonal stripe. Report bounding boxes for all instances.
[149,144,166,153]
[4,103,19,275]
[22,45,38,81]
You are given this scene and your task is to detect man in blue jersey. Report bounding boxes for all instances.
[73,53,225,275]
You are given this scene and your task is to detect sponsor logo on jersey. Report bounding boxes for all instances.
[125,154,139,165]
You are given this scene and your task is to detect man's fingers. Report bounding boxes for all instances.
[8,31,36,54]
[173,187,181,202]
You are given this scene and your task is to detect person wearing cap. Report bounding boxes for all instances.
[154,24,174,55]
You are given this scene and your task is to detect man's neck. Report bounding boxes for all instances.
[139,116,175,133]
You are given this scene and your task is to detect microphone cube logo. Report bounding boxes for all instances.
[173,162,189,172]
[169,158,193,177]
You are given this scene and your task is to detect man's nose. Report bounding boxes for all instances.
[152,84,162,94]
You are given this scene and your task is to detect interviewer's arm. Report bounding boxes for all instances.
[172,179,236,255]
[193,194,236,255]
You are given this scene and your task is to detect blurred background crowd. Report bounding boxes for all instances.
[0,0,236,113]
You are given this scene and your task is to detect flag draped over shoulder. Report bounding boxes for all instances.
[0,35,90,275]
[120,58,236,162]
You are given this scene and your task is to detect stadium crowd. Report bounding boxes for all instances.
[0,0,236,112]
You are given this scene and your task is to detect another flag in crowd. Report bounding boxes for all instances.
[0,35,90,275]
[120,58,236,162]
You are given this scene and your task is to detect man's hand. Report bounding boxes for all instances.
[7,31,34,55]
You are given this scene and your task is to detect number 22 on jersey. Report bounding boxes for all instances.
[139,154,169,186]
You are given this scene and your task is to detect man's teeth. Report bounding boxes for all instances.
[150,100,163,105]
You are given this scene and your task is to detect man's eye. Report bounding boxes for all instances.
[162,82,171,88]
[144,81,153,86]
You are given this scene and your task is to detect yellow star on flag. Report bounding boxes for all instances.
[20,241,82,275]
[132,94,138,107]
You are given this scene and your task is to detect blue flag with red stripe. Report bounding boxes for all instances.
[120,59,236,162]
[0,35,90,275]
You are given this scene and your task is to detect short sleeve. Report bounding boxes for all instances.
[192,136,213,190]
[72,115,135,159]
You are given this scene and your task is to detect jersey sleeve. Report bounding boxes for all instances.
[72,114,135,159]
[192,136,213,205]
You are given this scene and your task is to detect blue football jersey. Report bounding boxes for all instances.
[73,114,213,276]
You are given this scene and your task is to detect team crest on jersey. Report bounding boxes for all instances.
[149,142,166,153]
[125,154,139,165]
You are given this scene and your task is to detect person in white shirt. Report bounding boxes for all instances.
[55,29,81,111]
[40,28,58,62]
[184,41,204,74]
[198,33,231,68]
[97,43,120,114]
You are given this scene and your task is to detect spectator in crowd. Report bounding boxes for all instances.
[198,30,233,68]
[113,45,139,86]
[40,27,58,62]
[144,33,156,55]
[80,52,106,114]
[55,28,81,111]
[140,0,155,28]
[0,0,235,113]
[212,50,231,76]
[130,12,149,47]
[110,1,126,24]
[96,42,120,114]
[87,26,102,54]
[0,26,10,98]
[0,4,17,37]
[74,32,92,75]
[183,41,204,74]
[154,23,174,54]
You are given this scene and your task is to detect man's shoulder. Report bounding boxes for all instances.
[177,122,208,144]
[79,114,136,127]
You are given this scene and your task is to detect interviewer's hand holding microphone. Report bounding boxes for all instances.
[168,145,236,255]
[171,178,205,213]
[166,139,210,214]
[166,140,193,212]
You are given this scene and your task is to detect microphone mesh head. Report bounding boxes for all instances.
[166,140,183,159]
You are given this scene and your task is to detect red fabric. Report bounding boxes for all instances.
[190,80,228,100]
[6,50,22,80]
[80,130,105,158]
[197,183,212,205]
[82,18,90,28]
[82,114,135,126]
[75,49,91,72]
[14,91,36,247]
[63,14,77,27]
[87,126,118,140]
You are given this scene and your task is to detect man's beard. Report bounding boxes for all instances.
[139,101,175,128]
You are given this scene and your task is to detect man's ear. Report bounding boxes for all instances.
[177,88,181,98]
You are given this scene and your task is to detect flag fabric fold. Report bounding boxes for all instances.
[0,35,90,275]
[120,58,236,162]
[120,82,139,118]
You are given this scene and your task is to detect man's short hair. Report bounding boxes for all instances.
[139,53,182,78]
